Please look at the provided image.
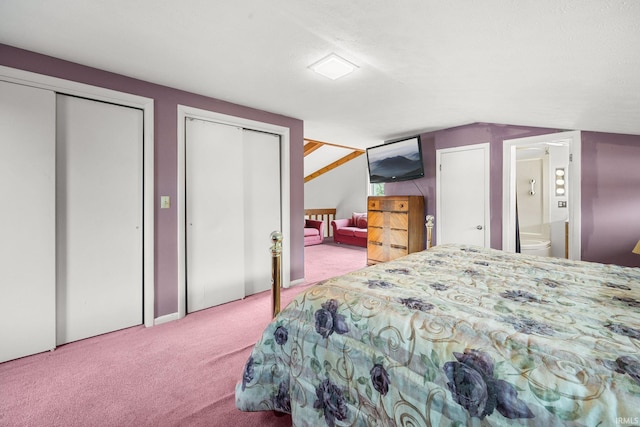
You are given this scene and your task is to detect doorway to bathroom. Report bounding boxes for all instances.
[502,131,581,260]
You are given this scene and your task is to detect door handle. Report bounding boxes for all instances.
[476,225,483,230]
[529,179,536,196]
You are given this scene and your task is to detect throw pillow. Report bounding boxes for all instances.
[352,212,366,226]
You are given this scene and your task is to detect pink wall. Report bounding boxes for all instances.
[387,123,640,267]
[581,132,640,267]
[0,44,305,317]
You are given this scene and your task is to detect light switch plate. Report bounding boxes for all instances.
[161,196,170,209]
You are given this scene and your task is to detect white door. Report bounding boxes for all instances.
[0,81,56,363]
[436,143,490,247]
[186,118,245,312]
[243,129,281,296]
[56,95,143,344]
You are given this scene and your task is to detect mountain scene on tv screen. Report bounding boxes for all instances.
[370,151,422,181]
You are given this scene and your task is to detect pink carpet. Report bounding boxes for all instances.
[0,241,366,427]
[302,239,368,284]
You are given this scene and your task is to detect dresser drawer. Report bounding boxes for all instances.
[389,229,408,246]
[368,198,382,211]
[369,198,410,212]
[368,211,384,227]
[389,212,408,230]
[367,242,385,262]
[368,226,384,243]
[368,227,407,246]
[368,211,408,229]
[387,199,409,212]
[389,246,408,259]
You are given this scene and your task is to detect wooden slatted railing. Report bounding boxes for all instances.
[304,208,336,237]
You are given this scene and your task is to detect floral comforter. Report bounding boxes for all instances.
[235,244,640,426]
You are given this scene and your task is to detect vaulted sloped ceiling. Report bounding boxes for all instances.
[303,139,364,182]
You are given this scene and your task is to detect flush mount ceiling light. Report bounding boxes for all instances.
[309,53,357,80]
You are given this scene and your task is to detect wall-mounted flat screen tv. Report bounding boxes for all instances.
[366,136,424,183]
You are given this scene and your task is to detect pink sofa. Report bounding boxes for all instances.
[304,219,325,246]
[331,213,367,247]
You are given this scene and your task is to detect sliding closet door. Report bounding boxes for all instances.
[56,95,143,345]
[243,130,281,296]
[0,81,56,363]
[186,118,245,312]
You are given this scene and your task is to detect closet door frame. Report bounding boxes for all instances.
[177,105,291,320]
[0,65,155,327]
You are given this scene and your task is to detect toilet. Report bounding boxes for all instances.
[520,237,551,257]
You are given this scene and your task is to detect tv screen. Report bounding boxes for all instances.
[366,136,424,183]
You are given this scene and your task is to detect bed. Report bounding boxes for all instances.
[235,244,640,426]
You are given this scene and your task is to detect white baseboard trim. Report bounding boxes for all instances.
[154,312,180,325]
[290,278,305,287]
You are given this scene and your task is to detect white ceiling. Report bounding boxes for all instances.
[1,0,639,149]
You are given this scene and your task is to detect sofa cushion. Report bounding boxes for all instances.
[353,228,368,239]
[304,227,320,237]
[335,226,359,237]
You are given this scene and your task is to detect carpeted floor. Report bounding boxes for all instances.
[0,240,366,427]
[302,238,368,284]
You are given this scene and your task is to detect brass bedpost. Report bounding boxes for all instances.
[426,215,434,249]
[270,231,283,318]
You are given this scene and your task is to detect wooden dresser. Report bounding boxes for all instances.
[367,195,425,265]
